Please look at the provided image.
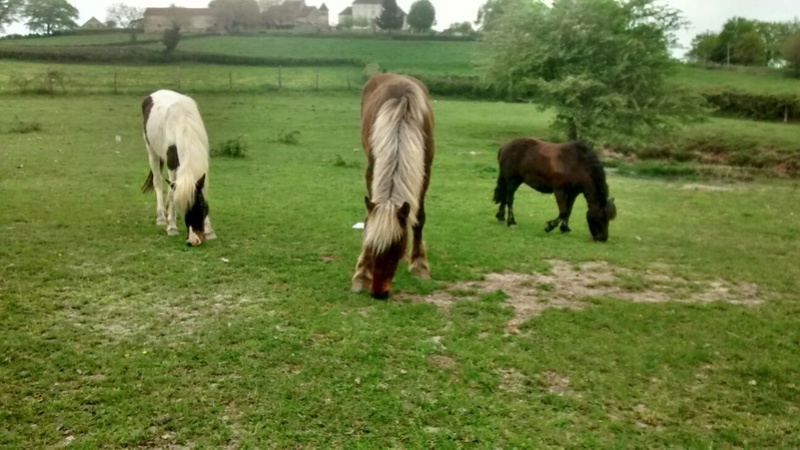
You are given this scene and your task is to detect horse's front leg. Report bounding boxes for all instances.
[166,171,178,236]
[351,248,373,292]
[204,216,217,240]
[147,151,167,226]
[559,191,579,233]
[545,190,568,233]
[409,203,430,279]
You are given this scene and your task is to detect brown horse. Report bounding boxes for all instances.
[352,73,435,299]
[493,137,616,241]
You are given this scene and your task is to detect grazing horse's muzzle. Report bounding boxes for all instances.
[186,227,205,247]
[371,291,390,300]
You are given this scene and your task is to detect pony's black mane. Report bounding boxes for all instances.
[567,141,608,204]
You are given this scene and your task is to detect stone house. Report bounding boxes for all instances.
[80,17,107,30]
[338,0,408,31]
[263,0,330,30]
[143,7,221,34]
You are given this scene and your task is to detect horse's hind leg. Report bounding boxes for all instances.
[351,249,373,292]
[545,190,568,233]
[506,179,522,227]
[559,191,579,233]
[409,203,430,279]
[494,175,507,222]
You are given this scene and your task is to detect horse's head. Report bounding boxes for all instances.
[364,197,411,299]
[185,175,209,247]
[587,198,616,242]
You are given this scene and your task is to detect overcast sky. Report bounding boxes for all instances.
[4,0,800,55]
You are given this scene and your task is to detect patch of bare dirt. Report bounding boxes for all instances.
[428,354,457,370]
[540,371,572,396]
[679,183,733,191]
[497,368,527,393]
[403,260,762,333]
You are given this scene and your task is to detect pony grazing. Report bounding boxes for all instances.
[493,137,616,242]
[141,89,216,246]
[352,73,435,299]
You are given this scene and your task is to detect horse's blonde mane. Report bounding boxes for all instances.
[363,84,428,254]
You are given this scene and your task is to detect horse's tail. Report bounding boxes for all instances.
[369,85,428,223]
[141,171,155,193]
[493,173,506,204]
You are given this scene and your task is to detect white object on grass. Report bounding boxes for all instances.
[352,222,365,230]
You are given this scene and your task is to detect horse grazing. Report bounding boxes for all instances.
[493,137,616,242]
[141,90,216,247]
[352,73,435,299]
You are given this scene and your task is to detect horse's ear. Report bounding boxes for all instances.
[196,174,206,190]
[364,196,376,212]
[397,202,411,221]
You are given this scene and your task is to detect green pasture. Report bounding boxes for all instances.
[142,35,482,75]
[674,64,800,95]
[2,90,799,447]
[0,60,363,94]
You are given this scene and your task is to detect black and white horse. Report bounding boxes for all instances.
[141,90,216,246]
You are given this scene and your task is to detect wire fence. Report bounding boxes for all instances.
[0,63,365,95]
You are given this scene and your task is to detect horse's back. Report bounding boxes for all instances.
[143,90,207,157]
[498,137,580,191]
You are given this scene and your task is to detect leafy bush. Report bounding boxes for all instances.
[7,116,43,134]
[332,154,360,168]
[702,89,799,121]
[211,136,247,158]
[274,130,300,145]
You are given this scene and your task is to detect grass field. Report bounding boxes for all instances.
[674,65,800,95]
[5,32,800,96]
[2,91,800,447]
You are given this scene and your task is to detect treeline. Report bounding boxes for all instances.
[687,16,800,76]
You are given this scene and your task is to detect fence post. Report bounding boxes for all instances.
[278,66,282,90]
[114,72,118,94]
[176,67,181,92]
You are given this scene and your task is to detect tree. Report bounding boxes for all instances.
[686,31,718,64]
[483,0,705,143]
[162,23,181,53]
[0,0,26,32]
[105,3,143,29]
[407,0,435,33]
[443,21,474,35]
[209,0,260,31]
[24,0,78,34]
[782,31,800,77]
[375,0,404,31]
[475,0,516,32]
[732,31,767,66]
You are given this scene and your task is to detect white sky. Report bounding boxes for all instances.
[3,0,800,54]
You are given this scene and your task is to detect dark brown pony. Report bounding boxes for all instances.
[351,73,435,299]
[493,137,616,241]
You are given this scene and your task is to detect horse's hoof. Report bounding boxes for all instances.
[205,232,217,241]
[560,227,571,234]
[508,224,517,229]
[409,261,430,280]
[351,276,369,292]
[167,229,179,236]
[545,225,557,233]
[156,218,167,226]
